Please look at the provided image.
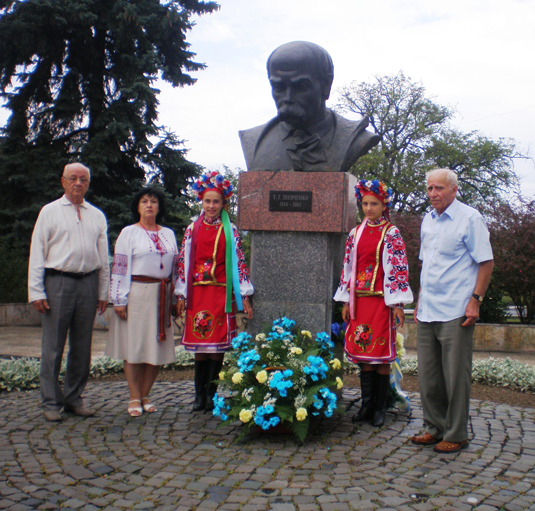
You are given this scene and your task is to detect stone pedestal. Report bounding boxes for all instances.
[238,171,358,335]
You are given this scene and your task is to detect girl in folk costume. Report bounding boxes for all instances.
[176,172,254,412]
[334,179,413,427]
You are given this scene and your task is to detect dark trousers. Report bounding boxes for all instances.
[40,272,98,411]
[417,317,474,442]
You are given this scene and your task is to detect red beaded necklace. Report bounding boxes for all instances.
[140,222,164,269]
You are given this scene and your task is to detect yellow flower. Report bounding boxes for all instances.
[232,372,243,384]
[396,333,405,359]
[239,409,253,423]
[256,370,268,384]
[330,358,341,370]
[336,376,343,389]
[396,332,404,351]
[256,333,266,342]
[219,371,226,380]
[290,347,303,355]
[301,330,312,339]
[296,408,308,421]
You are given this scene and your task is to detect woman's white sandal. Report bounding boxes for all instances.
[128,399,143,417]
[141,397,157,413]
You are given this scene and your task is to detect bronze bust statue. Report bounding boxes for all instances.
[239,41,380,172]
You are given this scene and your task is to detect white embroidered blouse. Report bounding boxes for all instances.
[333,223,414,307]
[110,225,179,306]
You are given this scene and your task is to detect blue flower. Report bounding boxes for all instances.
[303,356,329,381]
[212,393,229,421]
[273,317,296,330]
[254,405,281,430]
[237,349,260,372]
[331,322,341,337]
[315,332,335,352]
[232,332,253,351]
[269,369,294,397]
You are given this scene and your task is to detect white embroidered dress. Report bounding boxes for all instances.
[106,225,178,365]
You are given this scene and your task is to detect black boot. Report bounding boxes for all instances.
[372,373,391,427]
[352,370,375,422]
[192,360,208,412]
[205,358,224,412]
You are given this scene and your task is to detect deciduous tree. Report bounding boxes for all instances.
[337,72,522,212]
[488,200,535,324]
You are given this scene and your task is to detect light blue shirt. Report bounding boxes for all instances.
[417,199,493,323]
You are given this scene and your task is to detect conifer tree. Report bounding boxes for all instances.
[0,0,219,246]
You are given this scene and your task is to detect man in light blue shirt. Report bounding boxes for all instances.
[412,168,494,454]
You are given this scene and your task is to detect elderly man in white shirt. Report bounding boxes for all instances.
[28,163,109,421]
[411,168,494,453]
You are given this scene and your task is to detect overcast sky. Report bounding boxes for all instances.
[157,0,535,198]
[1,0,534,197]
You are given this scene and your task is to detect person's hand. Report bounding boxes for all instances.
[32,299,49,314]
[341,303,350,323]
[413,300,419,324]
[243,299,253,320]
[114,305,127,321]
[462,298,480,327]
[97,300,108,315]
[176,299,185,317]
[393,307,405,328]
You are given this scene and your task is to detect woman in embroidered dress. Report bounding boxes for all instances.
[176,172,254,413]
[106,187,178,417]
[334,179,413,427]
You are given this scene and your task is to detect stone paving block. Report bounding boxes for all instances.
[3,382,535,511]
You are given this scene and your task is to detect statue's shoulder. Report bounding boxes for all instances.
[330,111,381,171]
[239,117,281,169]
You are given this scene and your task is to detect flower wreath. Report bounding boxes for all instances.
[192,171,233,201]
[355,179,392,205]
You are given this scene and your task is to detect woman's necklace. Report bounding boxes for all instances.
[140,222,164,269]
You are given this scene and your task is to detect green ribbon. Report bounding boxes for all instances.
[221,209,234,313]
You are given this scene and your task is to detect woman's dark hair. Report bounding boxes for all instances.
[131,186,167,223]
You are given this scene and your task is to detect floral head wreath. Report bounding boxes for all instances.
[355,179,392,206]
[192,171,233,201]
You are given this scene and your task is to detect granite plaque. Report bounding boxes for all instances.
[269,191,312,212]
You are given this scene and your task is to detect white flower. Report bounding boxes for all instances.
[256,333,266,342]
[294,394,307,408]
[275,326,284,334]
[242,388,253,402]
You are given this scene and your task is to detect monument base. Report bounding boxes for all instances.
[238,170,358,336]
[249,231,345,336]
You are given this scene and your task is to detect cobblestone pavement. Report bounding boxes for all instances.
[1,382,535,511]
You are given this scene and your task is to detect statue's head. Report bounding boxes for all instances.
[267,41,334,130]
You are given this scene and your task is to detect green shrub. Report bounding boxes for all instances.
[0,347,195,392]
[346,356,535,394]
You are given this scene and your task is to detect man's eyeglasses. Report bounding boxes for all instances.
[62,176,89,184]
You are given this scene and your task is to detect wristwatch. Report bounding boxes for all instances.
[472,293,484,302]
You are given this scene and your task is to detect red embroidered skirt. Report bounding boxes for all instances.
[182,285,236,353]
[344,295,396,364]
